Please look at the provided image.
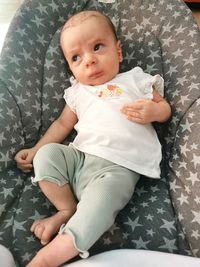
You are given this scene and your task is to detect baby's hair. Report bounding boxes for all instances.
[60,10,118,44]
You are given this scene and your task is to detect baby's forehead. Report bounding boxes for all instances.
[60,11,118,48]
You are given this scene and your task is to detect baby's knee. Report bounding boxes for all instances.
[33,143,60,166]
[32,143,69,186]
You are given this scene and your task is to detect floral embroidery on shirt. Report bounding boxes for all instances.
[96,84,124,98]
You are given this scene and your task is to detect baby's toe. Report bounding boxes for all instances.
[40,228,53,245]
[30,219,41,232]
[34,223,45,240]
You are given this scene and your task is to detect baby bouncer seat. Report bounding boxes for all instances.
[0,0,200,266]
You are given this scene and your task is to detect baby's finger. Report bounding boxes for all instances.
[124,109,141,118]
[127,115,145,124]
[15,154,27,163]
[122,103,142,112]
[23,169,32,173]
[15,157,27,164]
[17,163,33,172]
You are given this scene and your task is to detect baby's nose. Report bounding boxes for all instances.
[84,54,96,67]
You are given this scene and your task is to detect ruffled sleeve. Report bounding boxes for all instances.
[63,77,78,113]
[131,67,164,99]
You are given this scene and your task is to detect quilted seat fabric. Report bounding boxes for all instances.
[0,0,200,266]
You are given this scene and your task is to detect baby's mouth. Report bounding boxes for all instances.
[89,71,103,79]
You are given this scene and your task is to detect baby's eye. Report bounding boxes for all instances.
[72,55,80,62]
[94,43,103,51]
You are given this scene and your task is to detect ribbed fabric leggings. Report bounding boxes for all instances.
[33,143,140,255]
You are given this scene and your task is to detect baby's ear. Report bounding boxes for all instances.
[117,40,123,62]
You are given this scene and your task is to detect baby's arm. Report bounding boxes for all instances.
[121,89,171,124]
[15,106,78,172]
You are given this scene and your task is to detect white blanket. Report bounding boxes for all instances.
[0,244,15,267]
[67,249,200,267]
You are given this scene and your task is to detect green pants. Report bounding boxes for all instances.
[33,144,140,256]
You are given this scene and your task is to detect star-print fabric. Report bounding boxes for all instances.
[0,0,200,266]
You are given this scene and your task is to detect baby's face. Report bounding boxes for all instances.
[61,16,122,85]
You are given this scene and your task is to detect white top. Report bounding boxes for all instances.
[64,67,164,178]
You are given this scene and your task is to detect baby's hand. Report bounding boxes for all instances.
[121,99,159,124]
[15,148,37,173]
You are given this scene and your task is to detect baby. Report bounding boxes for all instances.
[15,10,171,267]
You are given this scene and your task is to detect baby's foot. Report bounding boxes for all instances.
[31,210,73,245]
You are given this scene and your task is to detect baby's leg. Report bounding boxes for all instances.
[60,165,140,255]
[31,181,77,245]
[27,166,139,267]
[31,143,80,245]
[26,233,78,267]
